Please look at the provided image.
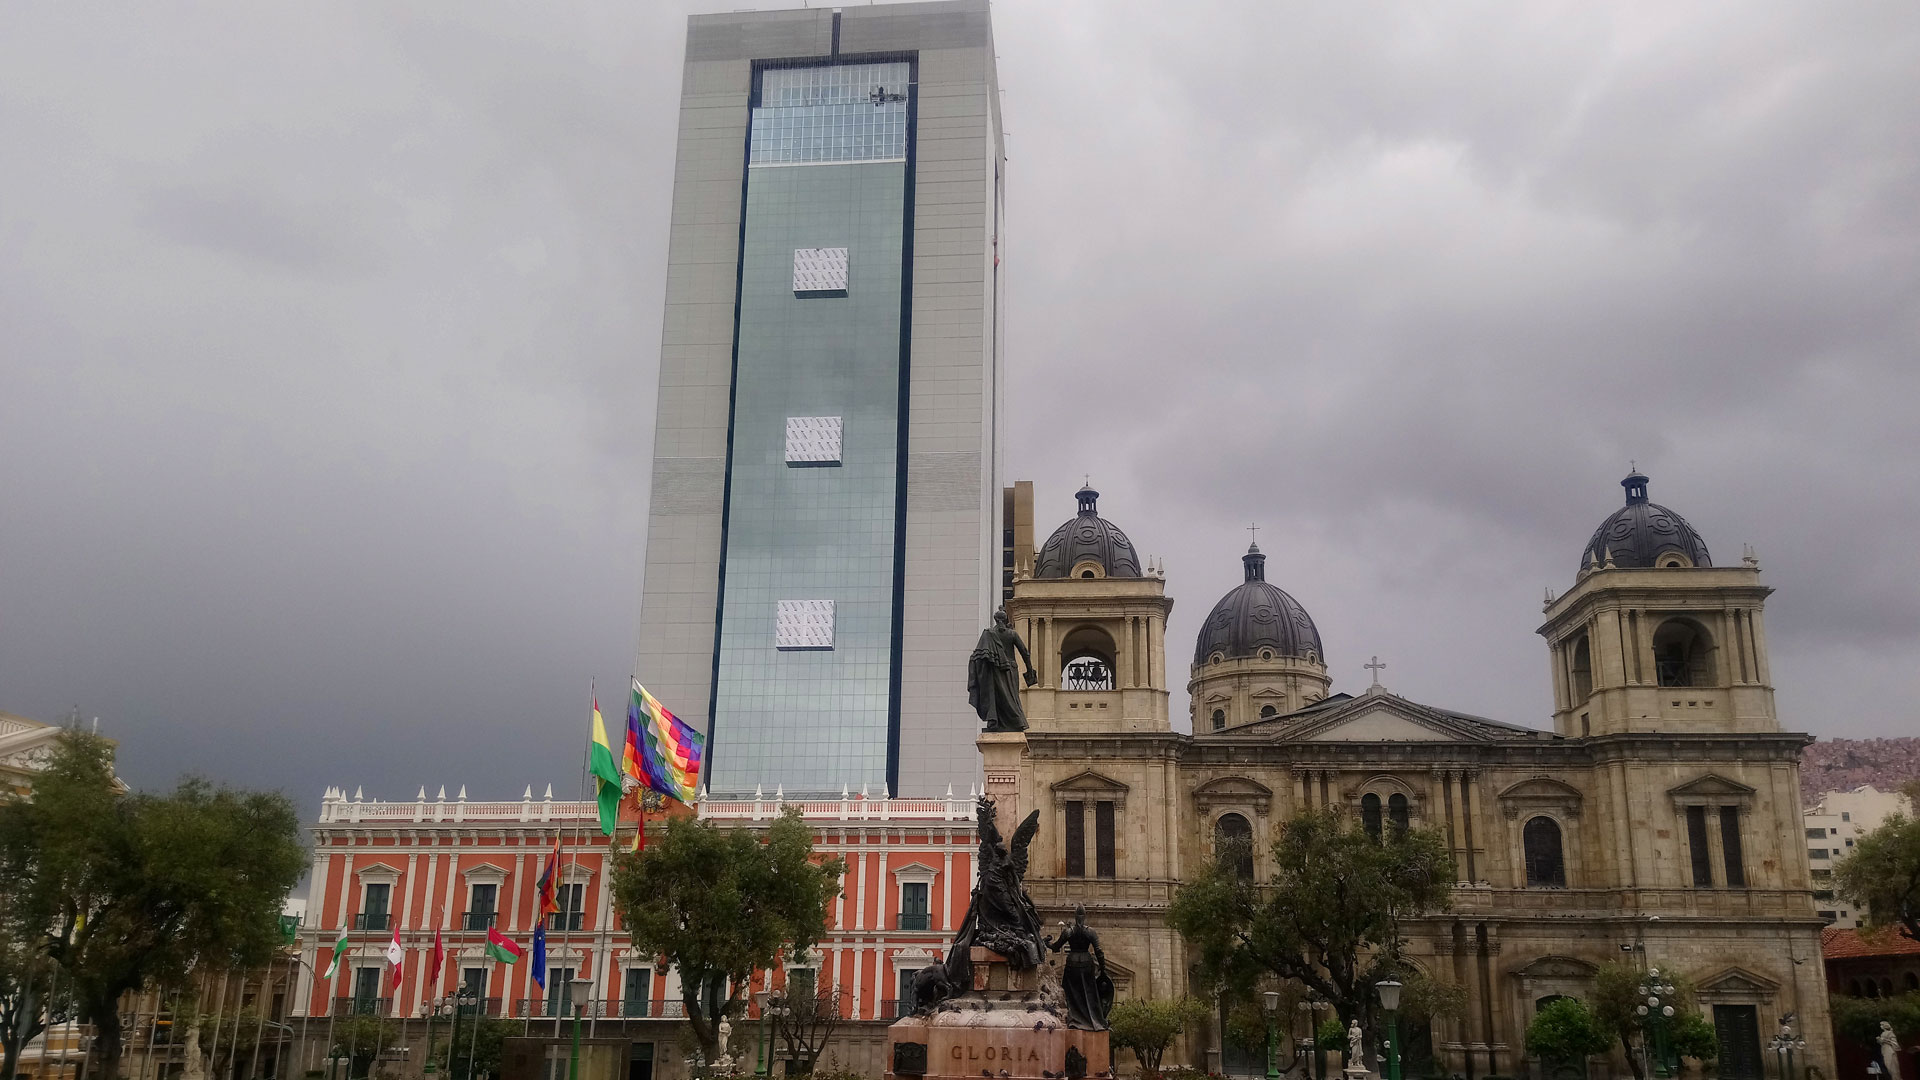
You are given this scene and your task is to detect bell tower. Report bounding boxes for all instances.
[1006,486,1172,734]
[1538,471,1776,737]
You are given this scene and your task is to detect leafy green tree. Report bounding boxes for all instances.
[1670,1012,1718,1070]
[1109,996,1212,1077]
[1834,811,1920,943]
[1525,999,1612,1065]
[327,1014,397,1080]
[1589,962,1698,1080]
[1830,992,1920,1049]
[1167,810,1454,1043]
[609,807,846,1062]
[0,731,307,1080]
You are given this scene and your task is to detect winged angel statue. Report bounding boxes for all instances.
[913,795,1046,1011]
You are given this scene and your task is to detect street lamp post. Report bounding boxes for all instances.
[1263,992,1282,1080]
[566,979,593,1080]
[1297,998,1330,1080]
[1768,1021,1807,1080]
[1376,981,1403,1080]
[1633,968,1678,1079]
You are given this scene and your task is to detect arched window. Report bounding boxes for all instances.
[1211,709,1226,731]
[1906,973,1919,992]
[1387,793,1410,837]
[1523,817,1567,888]
[1215,814,1254,880]
[1259,705,1278,720]
[1058,626,1118,690]
[1653,620,1715,688]
[1361,794,1383,842]
[1570,636,1593,700]
[1849,979,1863,997]
[1883,978,1896,998]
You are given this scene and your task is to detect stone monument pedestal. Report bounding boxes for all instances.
[976,731,1027,837]
[884,951,1110,1080]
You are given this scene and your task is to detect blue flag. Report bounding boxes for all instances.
[531,921,547,989]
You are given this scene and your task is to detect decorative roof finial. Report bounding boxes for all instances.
[1075,482,1099,515]
[1622,468,1650,505]
[1242,542,1266,582]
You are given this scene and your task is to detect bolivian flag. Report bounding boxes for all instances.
[589,697,621,836]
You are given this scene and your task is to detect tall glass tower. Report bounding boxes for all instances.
[634,2,1004,798]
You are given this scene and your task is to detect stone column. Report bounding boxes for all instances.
[978,731,1028,838]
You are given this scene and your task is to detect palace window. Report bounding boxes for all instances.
[465,883,498,930]
[898,881,930,930]
[1523,817,1566,888]
[545,966,578,1015]
[357,883,391,931]
[553,882,585,931]
[1361,793,1383,842]
[1215,814,1254,880]
[623,968,653,1017]
[1064,800,1086,877]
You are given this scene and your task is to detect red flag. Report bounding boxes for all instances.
[536,835,562,919]
[427,926,445,990]
[385,927,404,990]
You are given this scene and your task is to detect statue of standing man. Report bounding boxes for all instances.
[969,608,1038,732]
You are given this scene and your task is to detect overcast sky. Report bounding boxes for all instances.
[3,2,1915,808]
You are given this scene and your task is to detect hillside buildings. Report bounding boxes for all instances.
[1805,784,1914,927]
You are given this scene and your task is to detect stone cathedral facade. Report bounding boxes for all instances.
[1005,476,1830,1080]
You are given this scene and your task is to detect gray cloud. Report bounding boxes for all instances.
[2,1,1915,808]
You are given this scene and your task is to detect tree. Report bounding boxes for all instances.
[1670,1011,1719,1070]
[0,915,71,1080]
[1589,962,1698,1080]
[1834,812,1920,943]
[771,977,846,1074]
[1829,991,1920,1050]
[1525,999,1612,1065]
[1109,997,1212,1078]
[1167,810,1455,1045]
[609,807,846,1062]
[327,1014,396,1080]
[0,731,307,1080]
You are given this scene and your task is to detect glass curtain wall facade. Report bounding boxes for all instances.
[709,61,915,795]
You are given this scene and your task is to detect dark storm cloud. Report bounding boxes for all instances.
[2,2,1915,813]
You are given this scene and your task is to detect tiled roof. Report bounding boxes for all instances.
[1822,926,1920,959]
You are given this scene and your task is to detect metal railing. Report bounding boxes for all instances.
[879,999,914,1020]
[549,911,584,932]
[460,911,497,930]
[334,997,391,1016]
[514,999,688,1019]
[352,913,391,931]
[895,912,931,930]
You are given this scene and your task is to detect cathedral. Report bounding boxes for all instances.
[1005,473,1830,1080]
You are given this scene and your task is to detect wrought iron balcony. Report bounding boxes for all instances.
[352,913,391,931]
[895,912,931,931]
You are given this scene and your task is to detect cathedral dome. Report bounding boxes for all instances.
[1194,544,1323,665]
[1034,486,1142,579]
[1580,471,1712,574]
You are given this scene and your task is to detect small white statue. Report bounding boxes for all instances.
[1881,1021,1903,1080]
[717,1016,733,1059]
[1349,1018,1366,1065]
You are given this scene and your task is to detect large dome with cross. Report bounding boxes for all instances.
[1033,485,1143,579]
[1193,542,1323,665]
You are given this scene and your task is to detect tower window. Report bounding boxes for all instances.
[1523,817,1566,888]
[1685,805,1714,887]
[1081,570,1095,578]
[1215,814,1254,880]
[1569,636,1593,701]
[1653,619,1715,687]
[1361,793,1383,842]
[1063,654,1114,691]
[1259,705,1277,719]
[1719,806,1746,887]
[1210,709,1225,731]
[1094,801,1117,878]
[1063,800,1085,878]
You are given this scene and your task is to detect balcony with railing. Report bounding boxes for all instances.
[334,997,391,1017]
[895,912,931,931]
[351,913,391,931]
[549,911,584,932]
[879,999,913,1020]
[460,911,496,931]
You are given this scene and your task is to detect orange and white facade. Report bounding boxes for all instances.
[295,786,978,1023]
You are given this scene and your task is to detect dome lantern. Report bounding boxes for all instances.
[1578,470,1711,576]
[1033,484,1142,579]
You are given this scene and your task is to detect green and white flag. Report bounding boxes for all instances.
[323,928,350,978]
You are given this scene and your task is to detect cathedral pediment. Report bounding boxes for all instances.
[1050,769,1130,810]
[1668,773,1757,809]
[1498,777,1585,820]
[1257,688,1550,743]
[1512,954,1598,980]
[1192,776,1274,815]
[1695,966,1778,1004]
